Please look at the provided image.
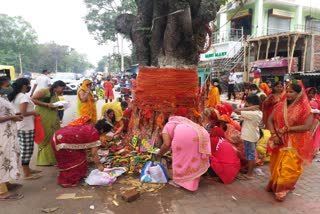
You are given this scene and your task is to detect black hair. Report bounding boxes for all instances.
[118,97,123,102]
[43,80,66,103]
[290,83,302,94]
[42,69,48,74]
[0,76,10,87]
[95,119,112,134]
[121,101,128,109]
[307,87,317,94]
[124,94,130,98]
[245,94,260,106]
[271,81,283,94]
[211,78,222,94]
[8,78,30,101]
[105,109,116,124]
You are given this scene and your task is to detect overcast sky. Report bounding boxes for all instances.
[0,0,127,65]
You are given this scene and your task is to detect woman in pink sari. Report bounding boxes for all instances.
[157,116,211,191]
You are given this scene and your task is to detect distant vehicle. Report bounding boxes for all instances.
[0,65,16,81]
[51,72,79,95]
[21,72,32,80]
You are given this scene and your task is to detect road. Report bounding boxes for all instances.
[2,95,320,214]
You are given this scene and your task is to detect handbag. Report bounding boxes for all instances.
[34,115,45,145]
[140,161,169,183]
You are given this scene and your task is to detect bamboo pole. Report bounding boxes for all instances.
[266,39,271,59]
[288,35,299,74]
[274,36,279,57]
[244,41,247,77]
[248,42,251,82]
[257,40,261,60]
[287,35,291,73]
[302,36,308,72]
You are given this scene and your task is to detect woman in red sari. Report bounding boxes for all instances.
[266,83,314,201]
[306,87,320,153]
[209,127,240,184]
[51,118,109,187]
[262,81,283,129]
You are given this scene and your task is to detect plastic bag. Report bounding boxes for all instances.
[85,167,126,186]
[140,161,169,183]
[34,115,45,145]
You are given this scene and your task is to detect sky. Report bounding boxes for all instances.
[0,0,129,65]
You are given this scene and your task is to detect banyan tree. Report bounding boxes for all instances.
[115,0,223,144]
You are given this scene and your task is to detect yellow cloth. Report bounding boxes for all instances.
[101,101,123,122]
[266,148,303,199]
[77,79,97,124]
[0,183,8,194]
[256,129,271,162]
[206,86,220,108]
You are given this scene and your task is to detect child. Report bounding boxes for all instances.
[58,94,65,124]
[234,94,262,180]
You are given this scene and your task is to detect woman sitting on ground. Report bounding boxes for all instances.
[51,118,110,187]
[208,127,240,184]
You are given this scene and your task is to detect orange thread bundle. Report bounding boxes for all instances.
[134,67,199,112]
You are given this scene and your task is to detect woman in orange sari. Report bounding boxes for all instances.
[266,83,314,201]
[77,79,97,124]
[262,81,283,129]
[206,79,221,108]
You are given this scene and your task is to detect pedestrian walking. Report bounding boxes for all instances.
[30,69,51,97]
[266,83,314,201]
[252,64,261,87]
[104,77,114,103]
[227,70,236,100]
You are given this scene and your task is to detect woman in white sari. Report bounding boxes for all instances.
[0,77,23,201]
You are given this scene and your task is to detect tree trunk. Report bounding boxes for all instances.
[115,0,220,67]
[115,0,221,144]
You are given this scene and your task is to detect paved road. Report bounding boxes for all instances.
[2,95,320,214]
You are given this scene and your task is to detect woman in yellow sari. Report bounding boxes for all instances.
[266,83,314,201]
[206,79,221,108]
[77,79,97,124]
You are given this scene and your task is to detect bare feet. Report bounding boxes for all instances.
[0,192,23,201]
[23,174,42,180]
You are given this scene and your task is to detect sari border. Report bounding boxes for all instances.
[59,159,86,172]
[53,134,101,151]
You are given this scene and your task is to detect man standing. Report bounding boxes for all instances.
[30,69,51,96]
[252,64,261,87]
[228,70,236,100]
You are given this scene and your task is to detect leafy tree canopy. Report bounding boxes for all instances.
[84,0,137,44]
[0,14,93,74]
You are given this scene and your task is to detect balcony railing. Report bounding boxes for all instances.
[212,28,243,44]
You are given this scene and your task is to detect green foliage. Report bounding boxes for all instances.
[0,14,93,74]
[96,53,132,73]
[84,0,137,44]
[0,14,38,72]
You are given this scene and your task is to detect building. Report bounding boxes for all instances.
[202,0,320,88]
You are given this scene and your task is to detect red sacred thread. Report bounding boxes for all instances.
[133,67,200,113]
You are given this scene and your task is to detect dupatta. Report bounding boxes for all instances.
[168,116,211,155]
[273,90,314,163]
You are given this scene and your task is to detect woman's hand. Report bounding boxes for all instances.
[278,127,288,135]
[97,164,104,172]
[270,135,282,145]
[33,112,40,116]
[12,115,23,122]
[47,103,57,110]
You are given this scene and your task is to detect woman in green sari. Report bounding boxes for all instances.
[32,81,66,166]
